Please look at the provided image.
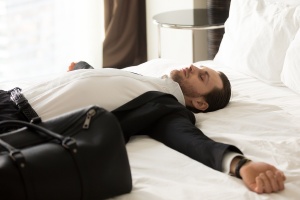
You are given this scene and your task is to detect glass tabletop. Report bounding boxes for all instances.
[153,9,228,30]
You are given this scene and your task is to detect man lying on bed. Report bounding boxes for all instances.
[2,61,285,194]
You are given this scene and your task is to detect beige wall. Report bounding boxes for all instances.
[146,0,208,64]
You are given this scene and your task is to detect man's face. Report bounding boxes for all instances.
[170,65,223,98]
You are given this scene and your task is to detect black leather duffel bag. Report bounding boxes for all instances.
[0,105,132,200]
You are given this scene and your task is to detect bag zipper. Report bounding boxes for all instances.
[82,108,96,129]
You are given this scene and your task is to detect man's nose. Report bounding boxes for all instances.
[189,65,196,71]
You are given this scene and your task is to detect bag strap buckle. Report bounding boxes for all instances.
[10,150,26,168]
[9,87,39,122]
[10,88,27,107]
[62,137,78,154]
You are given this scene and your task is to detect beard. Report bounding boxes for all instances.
[170,70,199,98]
[170,70,181,83]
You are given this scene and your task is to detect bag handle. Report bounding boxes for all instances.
[0,120,81,200]
[0,137,34,200]
[0,120,78,153]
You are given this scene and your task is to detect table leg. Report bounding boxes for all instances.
[157,24,161,58]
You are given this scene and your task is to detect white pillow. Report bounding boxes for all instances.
[281,28,300,94]
[214,0,300,85]
[266,0,300,6]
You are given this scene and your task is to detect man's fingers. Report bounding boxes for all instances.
[255,176,264,194]
[266,170,279,192]
[259,173,272,193]
[276,171,285,191]
[255,171,286,194]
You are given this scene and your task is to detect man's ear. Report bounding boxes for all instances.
[191,98,209,111]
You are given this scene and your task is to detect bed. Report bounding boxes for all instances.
[118,0,300,199]
[1,0,300,199]
[117,58,300,200]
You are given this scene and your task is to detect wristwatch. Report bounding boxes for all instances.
[235,157,251,179]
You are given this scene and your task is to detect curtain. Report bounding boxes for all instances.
[207,0,231,59]
[103,0,147,69]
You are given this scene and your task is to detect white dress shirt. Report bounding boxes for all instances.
[23,68,184,120]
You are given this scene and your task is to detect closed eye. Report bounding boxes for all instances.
[199,74,205,81]
[199,72,209,84]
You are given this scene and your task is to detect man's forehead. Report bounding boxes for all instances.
[198,65,217,73]
[198,65,208,69]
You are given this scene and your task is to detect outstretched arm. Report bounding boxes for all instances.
[113,92,241,171]
[150,109,286,194]
[113,91,286,194]
[230,157,286,194]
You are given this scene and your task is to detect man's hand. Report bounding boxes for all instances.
[68,62,77,71]
[240,161,286,194]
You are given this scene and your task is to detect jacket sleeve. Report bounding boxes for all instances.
[112,91,242,172]
[148,109,242,172]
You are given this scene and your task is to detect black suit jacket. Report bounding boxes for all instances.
[112,91,242,172]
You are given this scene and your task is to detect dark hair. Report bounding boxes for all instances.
[187,71,231,113]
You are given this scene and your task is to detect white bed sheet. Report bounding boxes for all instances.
[115,59,300,200]
[1,59,299,200]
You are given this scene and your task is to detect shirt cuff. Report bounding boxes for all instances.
[222,151,243,174]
